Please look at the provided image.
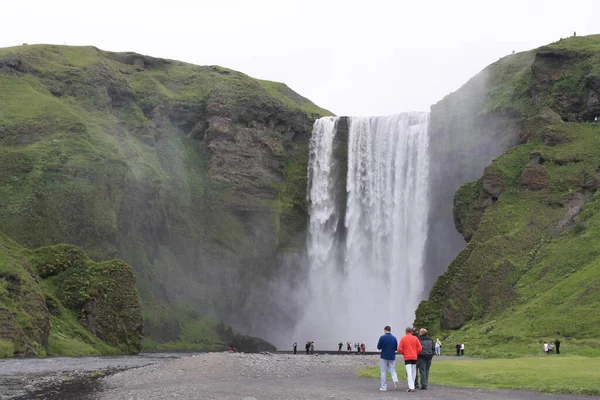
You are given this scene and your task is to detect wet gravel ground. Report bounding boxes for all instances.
[0,353,185,399]
[91,353,590,400]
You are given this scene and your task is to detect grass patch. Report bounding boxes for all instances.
[357,356,600,395]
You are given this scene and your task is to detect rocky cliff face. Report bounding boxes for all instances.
[417,35,600,356]
[423,51,531,290]
[0,44,331,349]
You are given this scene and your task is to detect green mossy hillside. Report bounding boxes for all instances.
[0,44,331,348]
[0,232,142,357]
[417,35,600,357]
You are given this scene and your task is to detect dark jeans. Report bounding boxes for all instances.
[418,356,432,387]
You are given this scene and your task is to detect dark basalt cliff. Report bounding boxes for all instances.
[417,35,600,357]
[0,44,331,352]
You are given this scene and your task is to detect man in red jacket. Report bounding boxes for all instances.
[398,326,422,392]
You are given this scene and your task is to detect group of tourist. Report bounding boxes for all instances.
[292,342,315,354]
[377,325,436,392]
[338,342,366,353]
[543,339,561,355]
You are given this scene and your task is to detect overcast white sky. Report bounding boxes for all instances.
[2,0,599,115]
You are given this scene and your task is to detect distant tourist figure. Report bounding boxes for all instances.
[338,342,343,352]
[309,341,314,354]
[574,31,577,36]
[347,342,351,352]
[544,341,549,355]
[456,344,461,356]
[512,50,515,54]
[555,339,561,355]
[361,343,366,353]
[377,325,399,392]
[398,326,422,392]
[595,116,598,124]
[293,342,297,354]
[435,338,442,356]
[305,341,310,355]
[417,328,435,390]
[460,343,465,356]
[228,345,235,352]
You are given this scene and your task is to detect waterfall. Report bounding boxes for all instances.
[296,113,430,348]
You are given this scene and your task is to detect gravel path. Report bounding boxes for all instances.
[89,353,590,400]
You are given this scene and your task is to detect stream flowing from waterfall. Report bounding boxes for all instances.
[295,113,430,348]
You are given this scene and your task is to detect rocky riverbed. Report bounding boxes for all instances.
[0,353,185,399]
[1,353,591,399]
[92,353,585,400]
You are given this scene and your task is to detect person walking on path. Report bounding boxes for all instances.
[460,343,465,356]
[417,328,435,390]
[398,326,422,392]
[435,338,442,356]
[376,325,399,392]
[411,327,420,388]
[544,342,549,355]
[554,339,561,355]
[293,342,297,355]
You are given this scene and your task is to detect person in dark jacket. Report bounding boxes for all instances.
[293,342,297,354]
[554,339,561,355]
[417,328,435,390]
[377,325,399,391]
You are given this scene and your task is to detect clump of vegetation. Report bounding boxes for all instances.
[0,232,143,357]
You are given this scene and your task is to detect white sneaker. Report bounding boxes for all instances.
[379,388,387,391]
[393,380,399,389]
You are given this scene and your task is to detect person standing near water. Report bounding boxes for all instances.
[338,342,343,352]
[293,342,297,354]
[398,326,422,392]
[417,329,435,390]
[411,327,420,388]
[376,325,399,392]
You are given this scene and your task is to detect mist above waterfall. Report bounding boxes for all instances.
[292,113,430,348]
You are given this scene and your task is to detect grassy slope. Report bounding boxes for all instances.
[0,232,142,358]
[0,44,331,352]
[357,356,600,395]
[417,35,600,357]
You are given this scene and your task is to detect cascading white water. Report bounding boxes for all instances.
[295,113,430,348]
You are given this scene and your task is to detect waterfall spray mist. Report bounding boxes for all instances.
[294,113,430,348]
